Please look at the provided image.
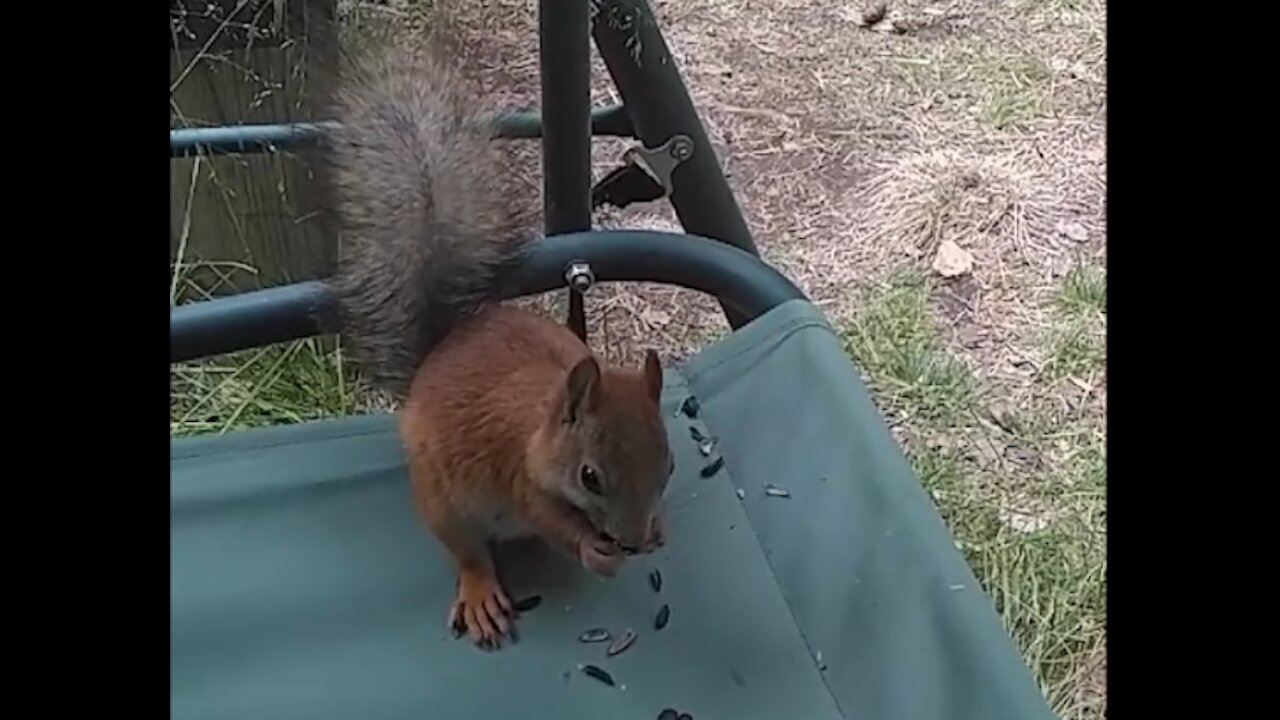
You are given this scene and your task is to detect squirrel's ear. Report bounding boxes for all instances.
[643,350,663,403]
[564,356,601,424]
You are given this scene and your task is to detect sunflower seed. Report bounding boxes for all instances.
[735,488,746,500]
[763,484,790,498]
[678,714,693,720]
[680,396,700,418]
[578,628,612,643]
[689,425,706,442]
[654,603,670,630]
[649,568,663,593]
[513,595,542,612]
[657,710,678,720]
[579,663,615,686]
[700,456,725,478]
[607,628,637,656]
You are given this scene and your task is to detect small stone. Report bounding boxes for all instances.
[932,240,974,278]
[1056,220,1090,243]
[855,1,887,27]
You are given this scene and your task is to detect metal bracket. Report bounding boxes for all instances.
[623,134,694,196]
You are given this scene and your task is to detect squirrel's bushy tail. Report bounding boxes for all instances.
[323,34,532,398]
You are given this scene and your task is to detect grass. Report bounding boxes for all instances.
[842,274,1107,718]
[842,273,977,423]
[1058,264,1107,317]
[171,337,365,437]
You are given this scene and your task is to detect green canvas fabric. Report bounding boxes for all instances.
[171,299,1055,720]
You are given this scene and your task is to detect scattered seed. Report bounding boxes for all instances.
[735,488,746,500]
[579,663,615,686]
[815,650,826,671]
[654,603,670,630]
[949,584,966,591]
[697,436,716,456]
[657,710,678,720]
[689,425,706,442]
[578,628,612,643]
[607,628,638,656]
[678,714,693,720]
[649,568,663,593]
[763,484,790,498]
[513,595,542,612]
[680,396,700,418]
[700,457,725,478]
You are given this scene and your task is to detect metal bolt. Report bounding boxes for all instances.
[565,261,595,293]
[670,138,693,161]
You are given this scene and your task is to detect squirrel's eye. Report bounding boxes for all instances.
[580,466,602,495]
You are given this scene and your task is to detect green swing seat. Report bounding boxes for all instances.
[171,245,1055,719]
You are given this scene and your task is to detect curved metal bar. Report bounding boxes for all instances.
[170,230,806,363]
[169,105,634,158]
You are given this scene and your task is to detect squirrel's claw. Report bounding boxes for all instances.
[450,570,515,650]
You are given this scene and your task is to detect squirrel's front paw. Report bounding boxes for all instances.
[579,534,624,577]
[448,569,515,650]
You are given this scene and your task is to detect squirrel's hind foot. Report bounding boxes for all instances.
[448,568,516,650]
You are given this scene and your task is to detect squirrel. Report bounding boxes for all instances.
[320,30,674,650]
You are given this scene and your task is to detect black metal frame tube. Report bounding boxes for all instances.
[171,230,806,363]
[591,0,758,260]
[591,0,759,330]
[538,0,593,236]
[538,0,595,341]
[169,105,633,158]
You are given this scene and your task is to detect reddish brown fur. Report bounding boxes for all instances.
[322,23,672,651]
[400,305,671,649]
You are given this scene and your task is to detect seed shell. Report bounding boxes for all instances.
[579,663,615,686]
[513,595,543,612]
[607,629,637,656]
[654,603,671,630]
[578,628,612,643]
[700,456,725,478]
